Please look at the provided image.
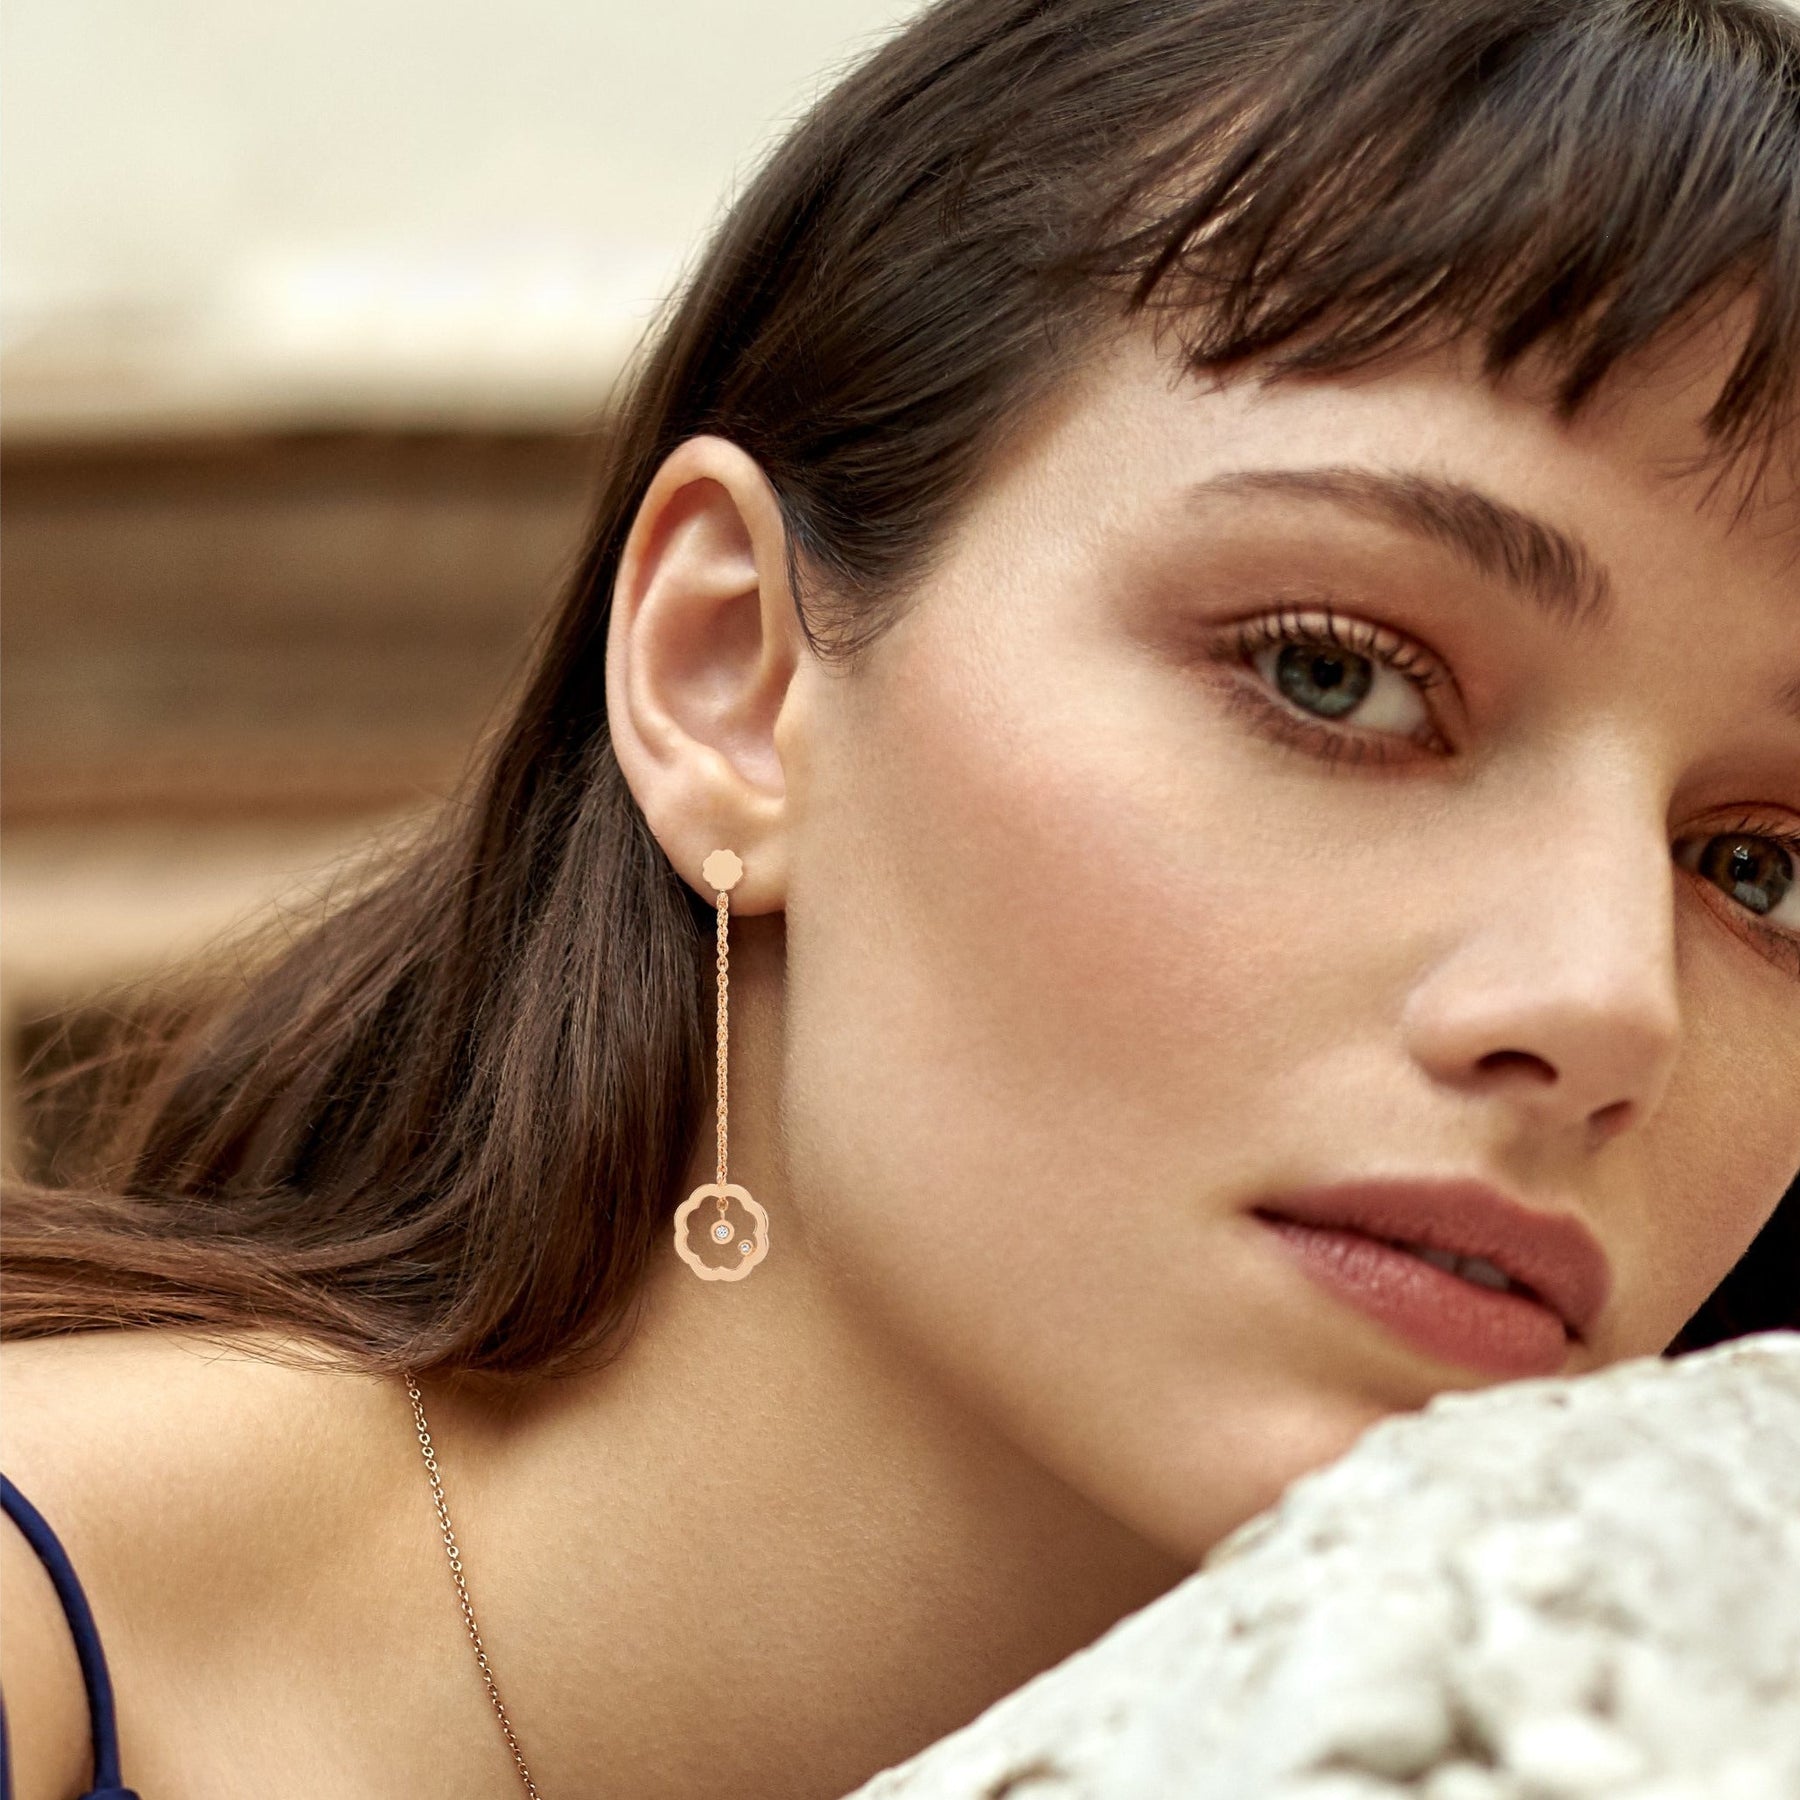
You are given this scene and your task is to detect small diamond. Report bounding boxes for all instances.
[739,1239,754,1255]
[712,1221,733,1242]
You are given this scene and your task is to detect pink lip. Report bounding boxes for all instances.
[1251,1178,1611,1380]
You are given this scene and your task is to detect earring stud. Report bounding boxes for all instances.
[673,849,770,1280]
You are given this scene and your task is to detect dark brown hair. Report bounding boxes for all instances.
[6,0,1798,1376]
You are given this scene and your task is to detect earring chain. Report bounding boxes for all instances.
[715,887,730,1195]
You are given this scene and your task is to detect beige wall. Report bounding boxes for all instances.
[2,0,927,432]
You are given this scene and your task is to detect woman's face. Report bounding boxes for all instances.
[761,316,1800,1563]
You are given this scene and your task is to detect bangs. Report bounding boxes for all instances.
[1034,0,1800,491]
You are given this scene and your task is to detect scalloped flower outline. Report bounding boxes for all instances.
[673,1183,771,1281]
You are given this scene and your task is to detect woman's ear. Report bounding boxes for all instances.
[605,435,807,910]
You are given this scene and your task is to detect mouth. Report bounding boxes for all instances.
[1249,1178,1610,1381]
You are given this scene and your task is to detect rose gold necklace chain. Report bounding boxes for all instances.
[404,1371,543,1799]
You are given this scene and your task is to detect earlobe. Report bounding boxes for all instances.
[605,435,803,908]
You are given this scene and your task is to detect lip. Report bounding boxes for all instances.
[1251,1178,1611,1379]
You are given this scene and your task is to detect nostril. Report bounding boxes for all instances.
[1475,1048,1557,1083]
[1589,1098,1634,1142]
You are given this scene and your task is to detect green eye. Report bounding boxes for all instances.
[1273,645,1374,719]
[1237,608,1439,746]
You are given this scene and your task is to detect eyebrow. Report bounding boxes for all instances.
[1185,465,1615,631]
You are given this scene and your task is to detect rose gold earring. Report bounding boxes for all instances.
[673,849,771,1281]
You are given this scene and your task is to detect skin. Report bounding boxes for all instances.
[3,311,1798,1800]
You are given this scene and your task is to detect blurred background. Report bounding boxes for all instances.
[2,0,924,1168]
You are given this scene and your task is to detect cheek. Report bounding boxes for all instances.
[777,592,1452,1552]
[1612,968,1800,1354]
[779,583,1398,1392]
[788,629,1284,1212]
[796,628,1437,1174]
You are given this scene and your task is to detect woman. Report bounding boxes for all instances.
[4,0,1798,1795]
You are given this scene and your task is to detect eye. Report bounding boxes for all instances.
[1234,607,1447,748]
[1675,828,1800,940]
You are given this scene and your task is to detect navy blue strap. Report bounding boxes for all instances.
[0,1473,140,1800]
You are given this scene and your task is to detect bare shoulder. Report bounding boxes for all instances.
[1,1327,413,1793]
[1,1497,88,1800]
[1,1327,406,1550]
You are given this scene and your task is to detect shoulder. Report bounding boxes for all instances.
[3,1318,404,1461]
[2,1326,406,1557]
[1,1328,412,1793]
[1,1487,87,1800]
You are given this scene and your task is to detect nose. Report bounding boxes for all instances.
[1399,776,1683,1148]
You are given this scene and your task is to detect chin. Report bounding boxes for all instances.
[1086,1374,1407,1570]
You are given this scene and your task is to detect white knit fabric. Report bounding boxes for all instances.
[845,1332,1800,1800]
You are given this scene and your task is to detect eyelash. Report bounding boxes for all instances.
[1217,606,1800,980]
[1221,605,1452,764]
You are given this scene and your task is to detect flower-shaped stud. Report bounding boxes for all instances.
[702,849,743,892]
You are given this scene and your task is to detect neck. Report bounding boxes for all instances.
[419,1148,1190,1800]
